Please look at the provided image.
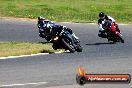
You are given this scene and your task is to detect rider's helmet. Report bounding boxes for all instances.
[38,16,45,21]
[99,12,105,19]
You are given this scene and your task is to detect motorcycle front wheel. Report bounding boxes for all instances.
[118,33,124,43]
[62,38,75,53]
[76,43,83,52]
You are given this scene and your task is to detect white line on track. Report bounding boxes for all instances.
[0,53,49,60]
[54,50,67,53]
[0,82,47,87]
[0,50,65,60]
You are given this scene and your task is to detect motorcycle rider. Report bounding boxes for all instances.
[47,24,80,44]
[37,16,79,42]
[37,16,55,41]
[98,12,120,38]
[37,16,55,29]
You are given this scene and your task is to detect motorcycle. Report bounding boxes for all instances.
[51,28,83,53]
[104,22,124,43]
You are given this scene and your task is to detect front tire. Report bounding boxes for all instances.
[118,33,124,43]
[62,38,75,53]
[76,44,83,52]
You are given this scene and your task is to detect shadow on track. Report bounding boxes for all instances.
[85,42,115,45]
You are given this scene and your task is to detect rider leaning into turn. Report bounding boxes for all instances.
[98,12,120,38]
[37,16,79,41]
[37,16,55,38]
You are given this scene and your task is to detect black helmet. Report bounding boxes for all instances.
[99,12,105,18]
[38,16,45,20]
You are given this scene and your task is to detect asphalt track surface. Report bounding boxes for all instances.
[0,19,132,88]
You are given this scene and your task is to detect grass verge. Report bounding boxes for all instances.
[0,0,132,23]
[0,41,60,57]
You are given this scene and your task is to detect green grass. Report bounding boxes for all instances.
[0,0,132,23]
[0,41,60,57]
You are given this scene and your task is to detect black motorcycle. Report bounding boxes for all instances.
[51,28,82,53]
